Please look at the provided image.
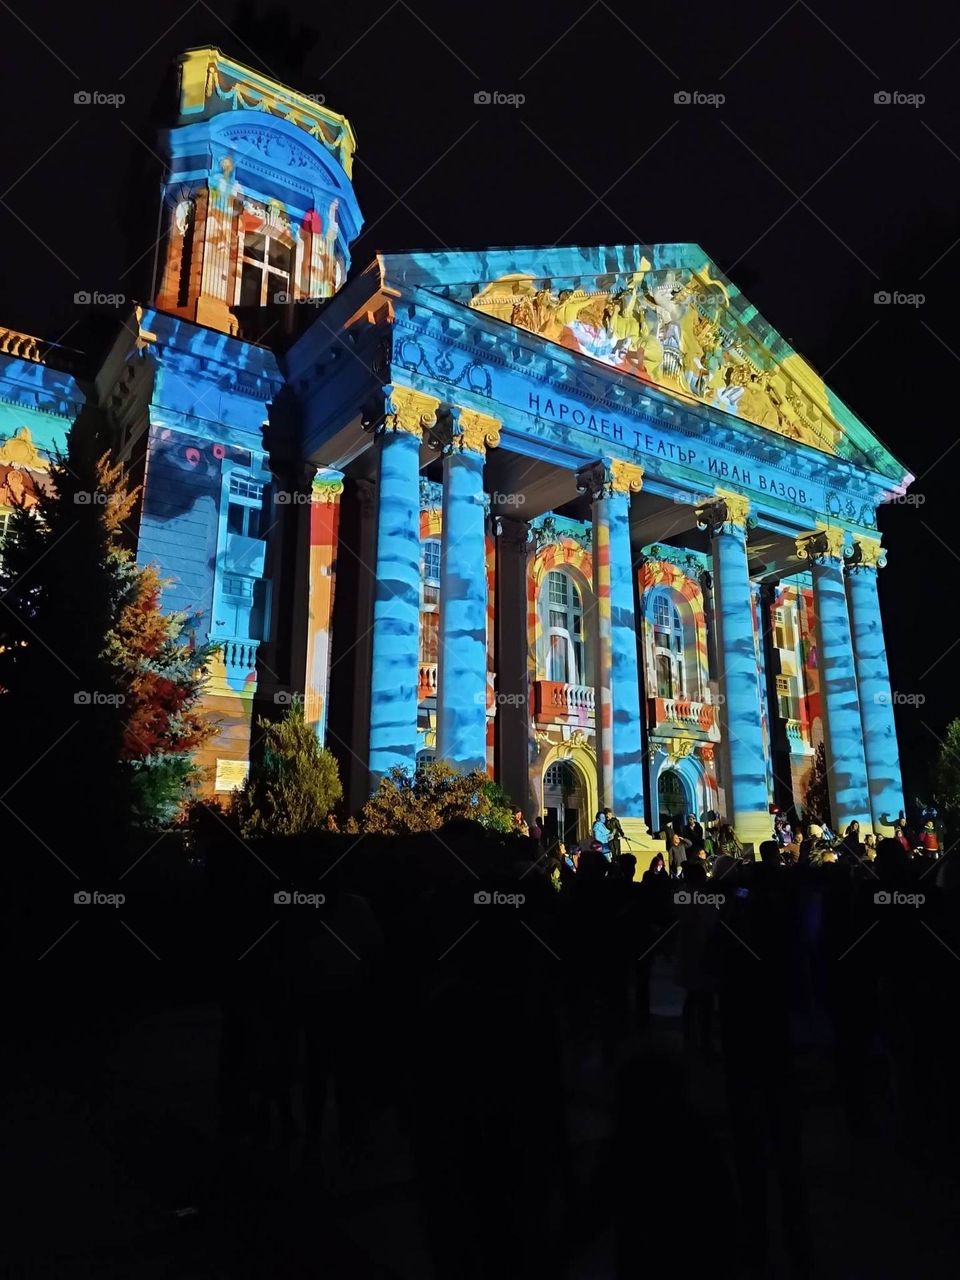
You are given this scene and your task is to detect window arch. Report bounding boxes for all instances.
[647,586,700,700]
[544,569,585,685]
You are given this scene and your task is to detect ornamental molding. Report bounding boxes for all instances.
[311,468,345,503]
[795,524,846,563]
[575,458,644,501]
[846,535,886,570]
[456,406,501,454]
[389,312,888,521]
[695,488,750,535]
[372,384,439,437]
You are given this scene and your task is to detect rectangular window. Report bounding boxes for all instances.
[654,596,671,628]
[423,540,442,583]
[548,573,568,606]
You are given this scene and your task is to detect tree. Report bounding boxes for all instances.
[933,718,960,822]
[108,559,217,823]
[360,760,514,836]
[0,405,132,845]
[0,404,219,844]
[802,740,832,827]
[233,708,342,836]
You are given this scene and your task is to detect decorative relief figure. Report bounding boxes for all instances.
[468,264,845,455]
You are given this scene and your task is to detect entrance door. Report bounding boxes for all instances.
[658,768,687,836]
[543,759,583,847]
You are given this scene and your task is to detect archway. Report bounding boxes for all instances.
[657,767,691,836]
[540,744,599,848]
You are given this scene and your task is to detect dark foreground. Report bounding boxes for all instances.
[4,830,960,1278]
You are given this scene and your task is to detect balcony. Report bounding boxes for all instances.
[418,662,438,700]
[647,696,718,738]
[534,680,596,725]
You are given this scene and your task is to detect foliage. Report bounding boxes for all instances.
[233,708,342,836]
[0,404,218,837]
[802,740,832,827]
[360,760,514,836]
[933,719,960,820]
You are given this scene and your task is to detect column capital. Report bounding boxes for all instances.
[796,524,846,563]
[311,467,345,504]
[695,488,750,534]
[372,384,439,437]
[576,457,644,500]
[846,535,886,570]
[427,404,502,456]
[494,514,531,545]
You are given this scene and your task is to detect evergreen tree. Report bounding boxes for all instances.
[933,718,960,823]
[233,708,342,836]
[0,405,130,852]
[0,404,218,851]
[360,760,514,836]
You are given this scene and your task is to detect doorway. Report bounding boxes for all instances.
[542,758,586,848]
[657,768,688,837]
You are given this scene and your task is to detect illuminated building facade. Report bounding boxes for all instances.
[0,48,912,846]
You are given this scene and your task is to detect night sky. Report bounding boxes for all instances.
[2,0,956,800]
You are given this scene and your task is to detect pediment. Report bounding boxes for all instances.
[386,245,908,482]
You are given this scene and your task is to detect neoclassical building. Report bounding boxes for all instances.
[0,48,911,848]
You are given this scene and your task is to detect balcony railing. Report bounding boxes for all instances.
[534,680,595,723]
[648,696,717,735]
[418,662,438,699]
[221,637,260,677]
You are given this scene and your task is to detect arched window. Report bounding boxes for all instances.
[545,570,584,685]
[651,590,686,698]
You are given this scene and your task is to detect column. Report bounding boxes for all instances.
[846,536,904,832]
[431,406,500,774]
[303,468,344,744]
[494,515,531,809]
[796,526,871,831]
[367,385,438,786]
[696,490,770,848]
[195,164,239,334]
[579,458,647,838]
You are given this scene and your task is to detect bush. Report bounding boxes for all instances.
[232,708,342,836]
[361,760,514,836]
